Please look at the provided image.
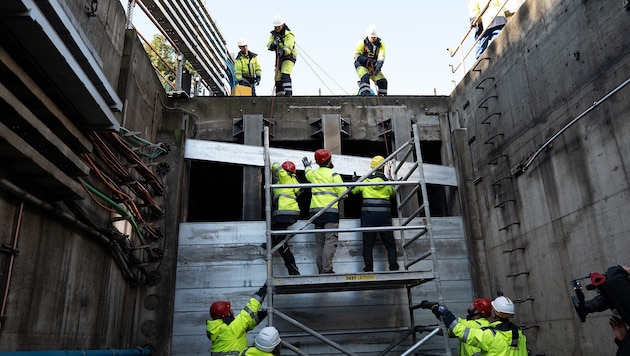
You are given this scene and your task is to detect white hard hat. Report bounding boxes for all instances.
[491,296,515,318]
[255,326,281,352]
[273,15,284,27]
[237,38,248,46]
[366,25,378,37]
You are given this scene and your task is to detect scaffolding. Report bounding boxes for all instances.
[262,124,454,355]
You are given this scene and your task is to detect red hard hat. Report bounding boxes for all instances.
[314,149,331,165]
[210,301,232,319]
[473,298,493,318]
[282,161,296,174]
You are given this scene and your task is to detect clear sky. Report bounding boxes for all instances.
[128,1,477,97]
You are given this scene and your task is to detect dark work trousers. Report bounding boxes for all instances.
[361,211,399,272]
[271,219,300,275]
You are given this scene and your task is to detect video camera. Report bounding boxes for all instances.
[570,272,610,322]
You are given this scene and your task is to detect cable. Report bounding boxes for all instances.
[295,43,349,95]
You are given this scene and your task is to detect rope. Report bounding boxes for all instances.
[295,43,348,95]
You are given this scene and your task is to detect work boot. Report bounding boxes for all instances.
[287,264,300,276]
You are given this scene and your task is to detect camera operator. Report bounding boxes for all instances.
[603,265,630,355]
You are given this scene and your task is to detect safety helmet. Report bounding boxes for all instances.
[209,301,232,319]
[314,149,331,165]
[282,161,296,174]
[255,326,281,352]
[473,298,493,318]
[273,15,284,27]
[366,25,378,37]
[491,296,515,318]
[370,155,385,169]
[237,38,248,46]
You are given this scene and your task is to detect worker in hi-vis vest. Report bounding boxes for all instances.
[354,25,387,96]
[206,284,268,355]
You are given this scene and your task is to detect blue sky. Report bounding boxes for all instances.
[128,1,476,96]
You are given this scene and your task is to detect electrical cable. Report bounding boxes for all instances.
[118,127,169,159]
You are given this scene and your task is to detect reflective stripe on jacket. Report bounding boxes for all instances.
[351,172,394,213]
[234,51,261,82]
[267,27,297,60]
[271,163,300,217]
[206,297,262,353]
[450,319,528,356]
[455,317,492,356]
[305,166,345,214]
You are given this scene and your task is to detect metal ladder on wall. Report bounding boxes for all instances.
[262,124,452,355]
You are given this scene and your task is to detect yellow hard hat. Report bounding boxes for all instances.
[370,155,385,169]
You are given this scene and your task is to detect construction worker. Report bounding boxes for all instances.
[206,283,268,355]
[270,161,301,275]
[468,0,521,59]
[457,298,493,356]
[431,295,528,355]
[234,38,261,96]
[354,25,387,96]
[267,15,296,97]
[302,149,346,274]
[351,155,399,272]
[239,326,282,355]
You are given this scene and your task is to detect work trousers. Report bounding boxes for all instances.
[315,222,338,273]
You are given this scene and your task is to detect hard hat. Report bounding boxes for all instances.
[273,15,284,27]
[473,298,493,318]
[366,25,378,37]
[370,155,385,169]
[282,161,296,174]
[209,301,231,319]
[237,38,248,46]
[491,296,515,318]
[314,149,332,165]
[255,326,281,352]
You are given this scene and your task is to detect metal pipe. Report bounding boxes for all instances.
[1,348,151,355]
[400,327,442,356]
[519,76,630,173]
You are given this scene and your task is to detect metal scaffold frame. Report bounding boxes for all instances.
[262,124,452,355]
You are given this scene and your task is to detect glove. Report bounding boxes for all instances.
[431,304,448,320]
[375,60,384,74]
[257,309,268,320]
[302,157,311,168]
[255,283,267,299]
[269,43,277,51]
[352,171,359,182]
[255,75,261,85]
[357,55,368,66]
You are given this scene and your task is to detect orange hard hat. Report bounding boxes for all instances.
[210,301,232,319]
[314,149,331,165]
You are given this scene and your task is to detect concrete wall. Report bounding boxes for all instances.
[0,1,170,354]
[449,0,630,354]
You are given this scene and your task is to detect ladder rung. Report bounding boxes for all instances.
[399,185,421,206]
[402,204,426,226]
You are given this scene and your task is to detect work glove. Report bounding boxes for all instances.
[351,171,359,182]
[302,157,311,169]
[269,43,277,51]
[255,283,268,300]
[257,309,268,321]
[431,304,448,320]
[375,60,384,75]
[255,75,261,85]
[356,55,368,66]
[238,79,251,86]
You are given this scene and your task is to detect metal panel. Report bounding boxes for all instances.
[184,139,458,186]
